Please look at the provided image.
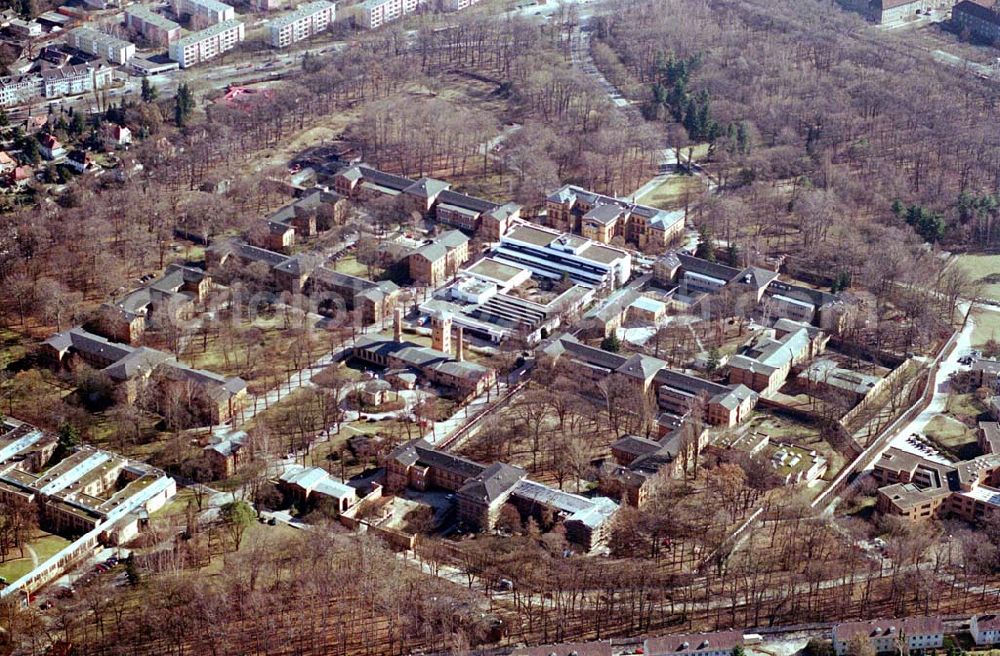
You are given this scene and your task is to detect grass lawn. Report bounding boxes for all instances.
[636,174,705,210]
[945,392,987,421]
[955,253,1000,303]
[332,255,375,279]
[178,313,326,382]
[0,532,72,583]
[970,307,1000,349]
[924,414,981,461]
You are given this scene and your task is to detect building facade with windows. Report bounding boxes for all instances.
[168,20,245,67]
[268,0,335,47]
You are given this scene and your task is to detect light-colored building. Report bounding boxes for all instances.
[279,464,357,513]
[8,18,42,38]
[644,631,745,656]
[0,74,42,107]
[173,0,236,27]
[971,614,1000,646]
[126,5,183,46]
[832,617,943,656]
[168,19,245,68]
[493,222,632,290]
[358,0,421,28]
[66,28,135,65]
[41,64,113,99]
[0,422,176,599]
[267,0,335,47]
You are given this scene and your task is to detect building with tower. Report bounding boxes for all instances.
[350,310,494,399]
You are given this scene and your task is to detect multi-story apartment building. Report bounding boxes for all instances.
[644,631,745,656]
[832,618,943,656]
[493,223,632,290]
[358,0,420,29]
[173,0,236,28]
[546,184,686,251]
[126,5,183,46]
[0,74,43,107]
[971,614,1000,646]
[66,28,136,65]
[953,0,1000,45]
[267,0,335,47]
[874,446,1000,524]
[168,19,245,68]
[41,64,113,99]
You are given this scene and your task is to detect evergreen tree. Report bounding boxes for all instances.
[600,333,621,353]
[140,77,157,103]
[174,83,194,127]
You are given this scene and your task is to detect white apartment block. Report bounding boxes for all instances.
[267,0,335,47]
[173,0,236,28]
[972,615,1000,646]
[66,28,136,65]
[441,0,479,10]
[832,618,943,656]
[0,74,42,107]
[168,19,244,67]
[41,64,114,98]
[359,0,420,29]
[126,5,183,46]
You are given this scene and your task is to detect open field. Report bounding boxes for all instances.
[955,253,1000,303]
[0,531,72,583]
[970,306,1000,348]
[636,174,705,210]
[923,419,981,462]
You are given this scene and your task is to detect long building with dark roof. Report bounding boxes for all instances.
[543,334,757,427]
[383,438,618,551]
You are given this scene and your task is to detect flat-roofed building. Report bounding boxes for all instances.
[66,28,136,65]
[173,0,236,27]
[168,19,244,67]
[493,223,632,290]
[358,0,421,29]
[267,0,335,47]
[126,5,182,46]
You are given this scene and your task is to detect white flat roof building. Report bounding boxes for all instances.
[66,27,136,65]
[168,19,244,67]
[173,0,236,26]
[493,222,632,289]
[359,0,420,29]
[268,0,335,47]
